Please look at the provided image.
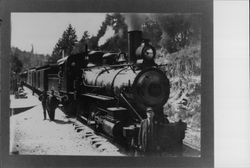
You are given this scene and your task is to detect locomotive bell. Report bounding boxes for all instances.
[132,68,170,107]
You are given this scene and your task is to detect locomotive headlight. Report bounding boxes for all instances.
[142,47,155,61]
[136,42,156,62]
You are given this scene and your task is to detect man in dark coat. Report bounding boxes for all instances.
[20,80,24,89]
[46,90,58,121]
[39,90,48,120]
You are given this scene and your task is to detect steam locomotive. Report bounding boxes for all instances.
[25,30,186,154]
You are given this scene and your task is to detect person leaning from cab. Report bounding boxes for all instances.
[46,89,59,121]
[39,89,48,120]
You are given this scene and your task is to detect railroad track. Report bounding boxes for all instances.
[68,117,126,155]
[167,118,201,152]
[183,126,201,151]
[183,141,200,152]
[69,116,200,157]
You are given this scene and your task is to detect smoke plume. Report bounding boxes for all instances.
[122,13,150,31]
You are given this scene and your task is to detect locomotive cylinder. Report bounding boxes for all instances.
[101,119,123,138]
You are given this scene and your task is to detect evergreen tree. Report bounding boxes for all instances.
[50,24,78,63]
[11,52,23,73]
[157,14,201,53]
[49,41,62,63]
[142,17,162,49]
[98,13,128,52]
[73,31,90,53]
[11,47,48,70]
[72,13,128,52]
[80,31,90,43]
[60,24,78,55]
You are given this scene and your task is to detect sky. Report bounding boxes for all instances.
[11,13,158,55]
[11,13,109,55]
[10,13,199,55]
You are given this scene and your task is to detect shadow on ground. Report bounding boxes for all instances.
[10,106,35,116]
[52,119,72,124]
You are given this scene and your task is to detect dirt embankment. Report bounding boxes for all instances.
[156,44,201,149]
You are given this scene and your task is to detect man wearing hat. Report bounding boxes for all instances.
[46,89,59,121]
[39,89,48,120]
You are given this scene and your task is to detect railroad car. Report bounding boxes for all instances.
[27,65,58,94]
[27,68,36,88]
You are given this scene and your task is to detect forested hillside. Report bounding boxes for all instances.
[157,44,201,128]
[10,47,49,73]
[156,44,201,149]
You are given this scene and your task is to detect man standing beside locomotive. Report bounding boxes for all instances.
[46,89,59,121]
[39,89,48,120]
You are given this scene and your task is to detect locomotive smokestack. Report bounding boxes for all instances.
[85,44,88,53]
[128,30,142,63]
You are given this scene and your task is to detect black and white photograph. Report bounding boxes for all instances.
[2,0,250,167]
[9,12,202,157]
[1,0,216,167]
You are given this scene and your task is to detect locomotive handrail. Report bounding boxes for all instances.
[120,92,143,121]
[103,67,110,73]
[94,67,112,86]
[81,63,133,70]
[110,67,130,94]
[129,64,136,73]
[82,80,104,88]
[82,93,114,101]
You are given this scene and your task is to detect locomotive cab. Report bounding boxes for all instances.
[57,53,87,93]
[36,64,58,94]
[57,53,88,115]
